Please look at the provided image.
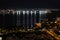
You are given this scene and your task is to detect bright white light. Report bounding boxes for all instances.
[26,11,29,14]
[16,11,21,15]
[23,11,25,14]
[30,11,33,14]
[0,37,2,40]
[39,11,47,14]
[34,11,36,14]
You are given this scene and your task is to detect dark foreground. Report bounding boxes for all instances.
[1,31,56,40]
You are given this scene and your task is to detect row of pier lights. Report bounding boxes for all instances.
[0,9,51,14]
[0,9,59,14]
[0,9,49,28]
[16,10,48,28]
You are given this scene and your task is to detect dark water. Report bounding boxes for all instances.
[0,12,46,28]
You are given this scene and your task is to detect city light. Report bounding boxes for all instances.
[23,11,25,14]
[16,11,21,15]
[0,37,2,40]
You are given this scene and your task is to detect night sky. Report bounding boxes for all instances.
[0,0,60,9]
